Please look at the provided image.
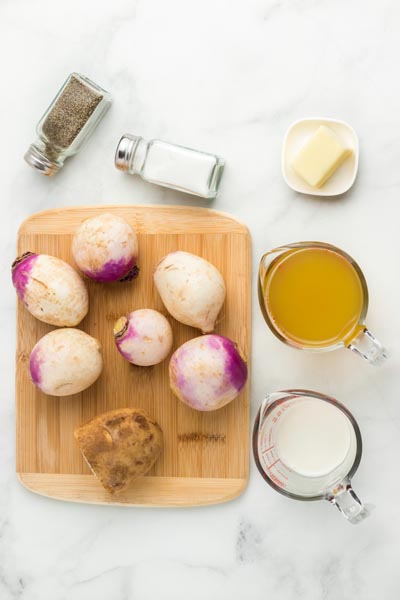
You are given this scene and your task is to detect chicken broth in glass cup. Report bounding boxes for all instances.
[258,242,387,365]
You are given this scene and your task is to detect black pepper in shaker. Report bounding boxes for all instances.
[25,73,112,176]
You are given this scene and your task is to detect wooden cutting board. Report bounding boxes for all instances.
[16,205,251,506]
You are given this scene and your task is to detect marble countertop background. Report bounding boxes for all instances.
[1,0,399,598]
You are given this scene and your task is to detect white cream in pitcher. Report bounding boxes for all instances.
[275,398,357,477]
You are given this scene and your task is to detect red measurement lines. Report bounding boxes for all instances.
[261,446,280,470]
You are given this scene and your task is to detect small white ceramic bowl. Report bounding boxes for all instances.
[282,117,359,196]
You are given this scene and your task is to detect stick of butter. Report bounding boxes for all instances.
[292,125,352,188]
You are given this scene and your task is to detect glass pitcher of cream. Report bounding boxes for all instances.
[258,242,387,365]
[253,389,368,523]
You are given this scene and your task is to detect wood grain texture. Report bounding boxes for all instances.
[18,474,248,507]
[16,205,251,506]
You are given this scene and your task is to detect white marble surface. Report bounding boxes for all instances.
[1,0,400,598]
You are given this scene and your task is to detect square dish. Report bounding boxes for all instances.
[15,205,251,507]
[282,117,359,196]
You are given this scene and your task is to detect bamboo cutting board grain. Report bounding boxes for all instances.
[16,205,251,506]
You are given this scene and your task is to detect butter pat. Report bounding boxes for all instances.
[292,126,352,188]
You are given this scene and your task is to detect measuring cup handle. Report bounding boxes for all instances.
[348,328,388,366]
[327,480,369,524]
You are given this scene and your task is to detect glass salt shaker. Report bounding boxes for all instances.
[115,134,225,198]
[25,73,112,176]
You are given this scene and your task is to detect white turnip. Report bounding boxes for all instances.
[72,213,138,282]
[29,328,103,396]
[169,334,247,411]
[114,309,173,367]
[153,251,225,333]
[12,252,88,326]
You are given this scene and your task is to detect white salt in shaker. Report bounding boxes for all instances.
[115,134,225,198]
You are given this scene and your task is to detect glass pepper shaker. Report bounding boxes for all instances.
[115,134,225,198]
[25,73,112,176]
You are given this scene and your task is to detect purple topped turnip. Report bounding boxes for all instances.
[169,334,247,411]
[72,213,138,282]
[12,252,88,326]
[153,251,226,333]
[114,309,173,367]
[30,328,103,396]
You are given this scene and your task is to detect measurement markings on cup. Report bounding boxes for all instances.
[262,445,275,454]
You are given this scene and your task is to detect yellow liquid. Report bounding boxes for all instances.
[263,248,365,348]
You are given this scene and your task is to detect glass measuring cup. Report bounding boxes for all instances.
[253,389,368,523]
[258,242,388,365]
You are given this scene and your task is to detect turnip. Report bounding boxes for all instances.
[114,309,173,367]
[12,252,88,326]
[169,334,247,411]
[153,251,226,333]
[29,328,103,396]
[72,212,138,282]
